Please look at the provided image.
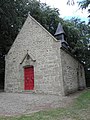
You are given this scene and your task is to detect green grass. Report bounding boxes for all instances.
[0,89,90,120]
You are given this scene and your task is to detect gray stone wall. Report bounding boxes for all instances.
[60,48,86,95]
[5,15,63,95]
[5,15,86,96]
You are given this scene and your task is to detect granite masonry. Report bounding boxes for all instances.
[5,15,86,96]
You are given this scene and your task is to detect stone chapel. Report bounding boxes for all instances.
[5,15,86,95]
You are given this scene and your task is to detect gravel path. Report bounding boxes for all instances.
[0,91,82,116]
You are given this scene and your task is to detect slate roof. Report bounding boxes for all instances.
[54,23,65,36]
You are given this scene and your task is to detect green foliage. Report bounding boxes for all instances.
[79,0,90,24]
[61,18,90,71]
[0,0,61,54]
[79,0,90,9]
[67,0,75,5]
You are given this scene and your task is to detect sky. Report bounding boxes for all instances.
[39,0,89,23]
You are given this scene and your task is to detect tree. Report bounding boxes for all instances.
[0,0,61,55]
[79,0,90,9]
[67,0,75,5]
[79,0,90,24]
[63,18,90,58]
[79,0,90,85]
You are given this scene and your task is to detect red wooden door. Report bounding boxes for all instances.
[24,66,34,90]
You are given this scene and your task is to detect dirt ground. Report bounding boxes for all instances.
[0,90,84,116]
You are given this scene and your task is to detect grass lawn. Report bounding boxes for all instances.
[0,89,90,120]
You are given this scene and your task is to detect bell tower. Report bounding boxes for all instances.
[54,23,69,50]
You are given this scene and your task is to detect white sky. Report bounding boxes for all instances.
[40,0,89,23]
